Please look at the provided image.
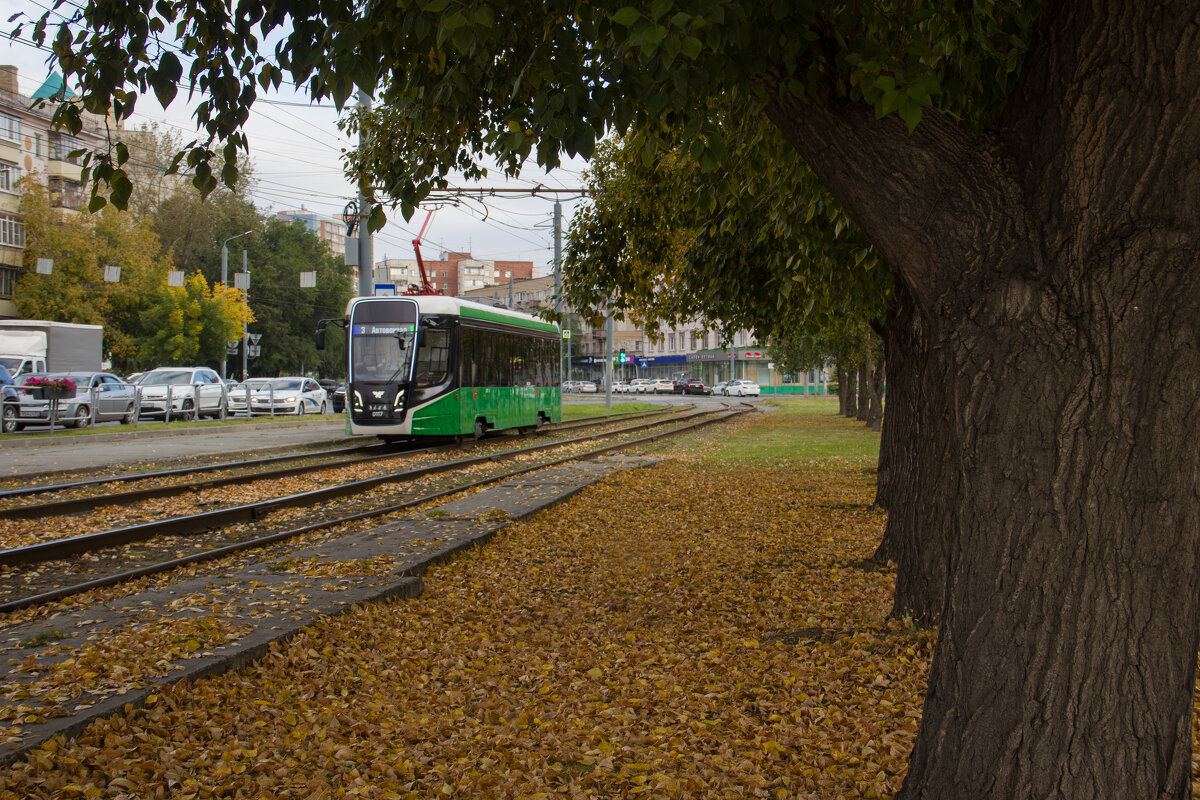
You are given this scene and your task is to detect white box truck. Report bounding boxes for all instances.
[0,320,103,378]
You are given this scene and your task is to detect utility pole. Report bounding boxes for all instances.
[553,200,568,382]
[220,230,250,379]
[240,250,250,380]
[605,312,613,409]
[356,90,375,297]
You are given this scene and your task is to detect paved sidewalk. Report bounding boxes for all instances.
[0,419,353,477]
[0,454,658,764]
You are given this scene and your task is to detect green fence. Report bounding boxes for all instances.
[761,386,829,395]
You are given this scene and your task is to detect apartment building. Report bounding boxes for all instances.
[374,251,533,296]
[0,66,113,318]
[277,208,347,262]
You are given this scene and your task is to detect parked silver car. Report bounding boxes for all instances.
[135,367,228,420]
[5,371,137,430]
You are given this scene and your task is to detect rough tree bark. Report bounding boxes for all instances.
[866,350,883,432]
[841,365,857,418]
[871,281,952,625]
[855,362,869,422]
[766,2,1200,796]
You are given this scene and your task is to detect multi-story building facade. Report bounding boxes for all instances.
[458,274,555,313]
[374,251,532,296]
[0,66,113,318]
[637,324,775,386]
[277,209,347,263]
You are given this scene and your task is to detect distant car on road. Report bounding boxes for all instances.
[725,379,761,397]
[578,380,599,394]
[628,378,652,394]
[612,381,630,393]
[330,384,346,413]
[650,378,674,394]
[680,378,711,395]
[250,377,329,415]
[712,381,729,396]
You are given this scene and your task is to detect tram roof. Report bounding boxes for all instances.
[351,295,559,335]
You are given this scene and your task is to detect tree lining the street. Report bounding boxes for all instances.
[23,1,1200,796]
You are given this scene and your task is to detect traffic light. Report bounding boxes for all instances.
[619,348,627,364]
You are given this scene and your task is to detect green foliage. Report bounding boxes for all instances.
[138,273,244,366]
[563,102,890,353]
[15,179,171,371]
[238,218,354,379]
[20,1,1040,214]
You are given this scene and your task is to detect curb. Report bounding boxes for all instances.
[1,418,346,450]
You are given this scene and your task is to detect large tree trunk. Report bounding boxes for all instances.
[865,350,883,431]
[764,1,1200,795]
[855,361,869,422]
[841,365,857,418]
[871,281,951,625]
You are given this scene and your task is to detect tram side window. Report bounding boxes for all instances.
[460,327,477,387]
[459,327,560,388]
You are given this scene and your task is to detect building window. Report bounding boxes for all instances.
[0,161,17,193]
[49,177,83,209]
[0,266,15,298]
[690,332,698,349]
[668,333,676,351]
[0,214,25,247]
[49,132,84,163]
[0,114,18,143]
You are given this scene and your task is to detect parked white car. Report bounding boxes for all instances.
[650,378,674,394]
[577,381,599,394]
[249,377,329,415]
[725,379,761,397]
[628,378,652,394]
[135,367,228,420]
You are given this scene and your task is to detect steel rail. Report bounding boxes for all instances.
[0,405,749,613]
[0,442,391,501]
[0,407,679,520]
[0,405,719,568]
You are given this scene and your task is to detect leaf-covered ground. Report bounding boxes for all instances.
[0,402,938,798]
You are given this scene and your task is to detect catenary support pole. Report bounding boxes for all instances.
[357,91,375,298]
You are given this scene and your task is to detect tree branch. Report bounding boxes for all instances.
[761,75,1019,315]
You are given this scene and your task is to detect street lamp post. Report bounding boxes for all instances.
[238,252,251,381]
[220,230,251,379]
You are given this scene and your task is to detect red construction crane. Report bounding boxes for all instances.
[403,210,441,295]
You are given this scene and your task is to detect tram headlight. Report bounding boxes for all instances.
[352,390,364,411]
[393,390,405,410]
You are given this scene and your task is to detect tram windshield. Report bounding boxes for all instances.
[349,300,418,383]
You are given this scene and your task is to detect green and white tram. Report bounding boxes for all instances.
[318,295,561,441]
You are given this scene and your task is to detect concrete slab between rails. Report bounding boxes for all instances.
[0,453,659,765]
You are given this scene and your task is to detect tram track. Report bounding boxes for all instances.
[0,406,677,519]
[0,404,750,613]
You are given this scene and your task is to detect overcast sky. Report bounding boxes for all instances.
[0,5,590,276]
